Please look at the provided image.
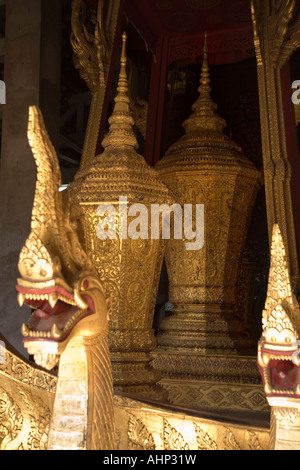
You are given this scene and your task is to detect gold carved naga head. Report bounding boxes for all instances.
[16,106,111,370]
[257,225,300,402]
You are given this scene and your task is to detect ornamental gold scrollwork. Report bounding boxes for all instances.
[0,348,57,394]
[17,388,51,450]
[128,414,155,450]
[272,407,299,430]
[251,0,300,287]
[154,33,261,386]
[248,432,264,451]
[71,0,109,92]
[194,423,218,451]
[163,419,189,451]
[0,387,23,450]
[251,0,300,68]
[115,396,270,450]
[223,429,241,451]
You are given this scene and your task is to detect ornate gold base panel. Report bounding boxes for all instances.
[158,379,269,413]
[0,344,56,450]
[152,352,269,412]
[270,407,300,450]
[114,394,270,450]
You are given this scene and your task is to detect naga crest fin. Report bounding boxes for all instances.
[18,106,92,286]
[261,224,300,346]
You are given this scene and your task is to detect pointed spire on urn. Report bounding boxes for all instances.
[198,32,212,95]
[102,32,139,151]
[183,32,226,134]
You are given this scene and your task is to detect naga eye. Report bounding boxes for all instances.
[83,279,89,289]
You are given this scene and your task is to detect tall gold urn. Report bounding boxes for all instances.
[71,34,171,398]
[153,36,263,410]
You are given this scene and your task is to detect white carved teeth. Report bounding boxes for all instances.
[19,293,47,303]
[51,323,63,339]
[18,293,25,307]
[22,323,30,337]
[48,293,58,309]
[22,309,86,340]
[18,291,77,309]
[22,323,60,339]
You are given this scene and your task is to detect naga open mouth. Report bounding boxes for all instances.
[258,348,300,399]
[16,286,95,343]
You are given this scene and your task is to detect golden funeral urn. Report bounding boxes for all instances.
[153,35,261,392]
[71,34,171,398]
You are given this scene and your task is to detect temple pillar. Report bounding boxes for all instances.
[280,61,300,268]
[251,0,300,286]
[0,0,61,353]
[252,1,300,449]
[70,0,123,173]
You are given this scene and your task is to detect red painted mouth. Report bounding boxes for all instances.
[16,285,95,342]
[258,349,300,397]
[269,359,299,391]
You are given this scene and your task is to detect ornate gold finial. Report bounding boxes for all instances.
[183,32,226,134]
[199,31,210,88]
[118,32,128,93]
[101,32,138,150]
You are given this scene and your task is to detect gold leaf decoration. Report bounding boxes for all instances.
[248,431,263,451]
[223,429,241,451]
[194,423,218,450]
[128,414,155,450]
[163,419,189,450]
[0,387,23,450]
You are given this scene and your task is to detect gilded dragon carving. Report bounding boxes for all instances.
[16,106,116,450]
[257,224,300,449]
[257,224,300,402]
